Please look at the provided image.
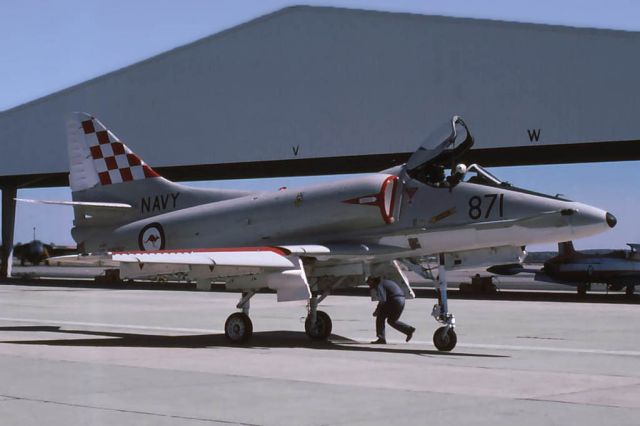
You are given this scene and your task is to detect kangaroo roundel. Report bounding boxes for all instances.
[138,223,166,251]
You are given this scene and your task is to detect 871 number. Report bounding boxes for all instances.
[469,194,504,219]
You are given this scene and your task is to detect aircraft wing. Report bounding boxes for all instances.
[50,243,416,300]
[280,243,406,260]
[52,247,311,302]
[112,248,295,268]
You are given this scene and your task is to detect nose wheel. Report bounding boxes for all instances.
[433,326,457,352]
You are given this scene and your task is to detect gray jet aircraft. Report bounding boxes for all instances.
[491,241,639,296]
[34,113,617,351]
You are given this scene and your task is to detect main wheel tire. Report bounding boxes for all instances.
[224,312,253,343]
[433,326,457,352]
[305,310,332,340]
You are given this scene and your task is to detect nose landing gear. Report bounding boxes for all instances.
[431,254,457,352]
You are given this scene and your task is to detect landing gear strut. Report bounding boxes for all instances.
[431,254,457,352]
[577,283,590,296]
[305,290,332,340]
[224,291,255,343]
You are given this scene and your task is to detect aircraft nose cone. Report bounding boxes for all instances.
[606,212,617,228]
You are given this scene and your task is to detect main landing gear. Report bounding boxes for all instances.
[431,254,457,352]
[625,285,635,298]
[577,283,590,296]
[223,289,335,343]
[224,291,255,343]
[305,291,332,340]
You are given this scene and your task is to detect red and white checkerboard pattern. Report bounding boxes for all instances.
[81,118,159,185]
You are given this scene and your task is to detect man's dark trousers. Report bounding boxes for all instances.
[376,297,413,340]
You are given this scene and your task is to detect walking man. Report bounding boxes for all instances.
[367,276,415,344]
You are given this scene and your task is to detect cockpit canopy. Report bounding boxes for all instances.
[403,116,572,202]
[405,116,473,186]
[405,116,504,188]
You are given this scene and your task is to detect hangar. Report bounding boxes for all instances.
[1,6,640,276]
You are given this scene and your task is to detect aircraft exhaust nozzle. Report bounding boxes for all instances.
[606,212,617,228]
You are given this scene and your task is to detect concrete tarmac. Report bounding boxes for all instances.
[0,282,638,425]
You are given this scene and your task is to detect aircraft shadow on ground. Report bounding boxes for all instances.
[0,326,506,358]
[4,279,638,305]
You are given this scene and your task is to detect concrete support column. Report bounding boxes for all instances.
[1,185,17,278]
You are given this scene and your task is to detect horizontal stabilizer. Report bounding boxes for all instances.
[15,198,132,209]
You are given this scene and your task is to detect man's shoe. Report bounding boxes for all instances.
[370,338,386,344]
[405,327,416,342]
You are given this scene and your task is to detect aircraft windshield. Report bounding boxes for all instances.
[464,164,503,186]
[463,165,573,201]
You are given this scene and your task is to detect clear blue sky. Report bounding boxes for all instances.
[2,0,639,251]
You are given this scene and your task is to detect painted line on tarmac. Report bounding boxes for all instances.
[456,342,640,357]
[345,337,640,357]
[0,316,224,334]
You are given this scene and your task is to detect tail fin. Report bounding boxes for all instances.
[557,241,576,257]
[66,112,251,228]
[58,112,252,252]
[67,112,161,192]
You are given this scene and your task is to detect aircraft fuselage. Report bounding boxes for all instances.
[73,171,613,257]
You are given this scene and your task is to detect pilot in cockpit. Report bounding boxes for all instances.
[412,163,467,189]
[446,164,467,187]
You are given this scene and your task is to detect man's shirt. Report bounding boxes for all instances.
[376,279,405,303]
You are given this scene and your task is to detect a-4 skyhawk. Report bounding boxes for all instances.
[32,113,616,351]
